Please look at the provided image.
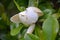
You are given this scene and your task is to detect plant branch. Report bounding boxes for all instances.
[28,0,39,7]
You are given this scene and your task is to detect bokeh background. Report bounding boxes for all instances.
[0,0,60,40]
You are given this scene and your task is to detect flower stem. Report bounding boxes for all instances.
[28,0,39,7]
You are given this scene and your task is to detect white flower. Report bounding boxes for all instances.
[10,7,43,35]
[19,10,38,26]
[10,14,20,23]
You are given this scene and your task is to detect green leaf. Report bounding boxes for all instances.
[10,24,23,36]
[41,9,55,19]
[24,34,39,40]
[24,34,32,40]
[35,25,44,40]
[52,13,60,19]
[14,0,26,11]
[42,15,59,40]
[43,9,54,14]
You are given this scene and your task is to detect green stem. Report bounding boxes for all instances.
[28,0,39,7]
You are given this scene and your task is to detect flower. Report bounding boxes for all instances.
[10,7,43,35]
[10,7,43,25]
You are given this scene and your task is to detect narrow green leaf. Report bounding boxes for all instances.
[35,25,44,40]
[14,0,25,11]
[10,24,23,36]
[42,15,59,40]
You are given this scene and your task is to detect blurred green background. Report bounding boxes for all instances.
[0,0,60,40]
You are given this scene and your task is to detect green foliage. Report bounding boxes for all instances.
[14,0,26,11]
[10,24,23,36]
[0,0,60,40]
[42,15,59,40]
[24,34,40,40]
[28,0,38,7]
[35,25,44,40]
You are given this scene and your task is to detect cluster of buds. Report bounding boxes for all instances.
[10,7,43,36]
